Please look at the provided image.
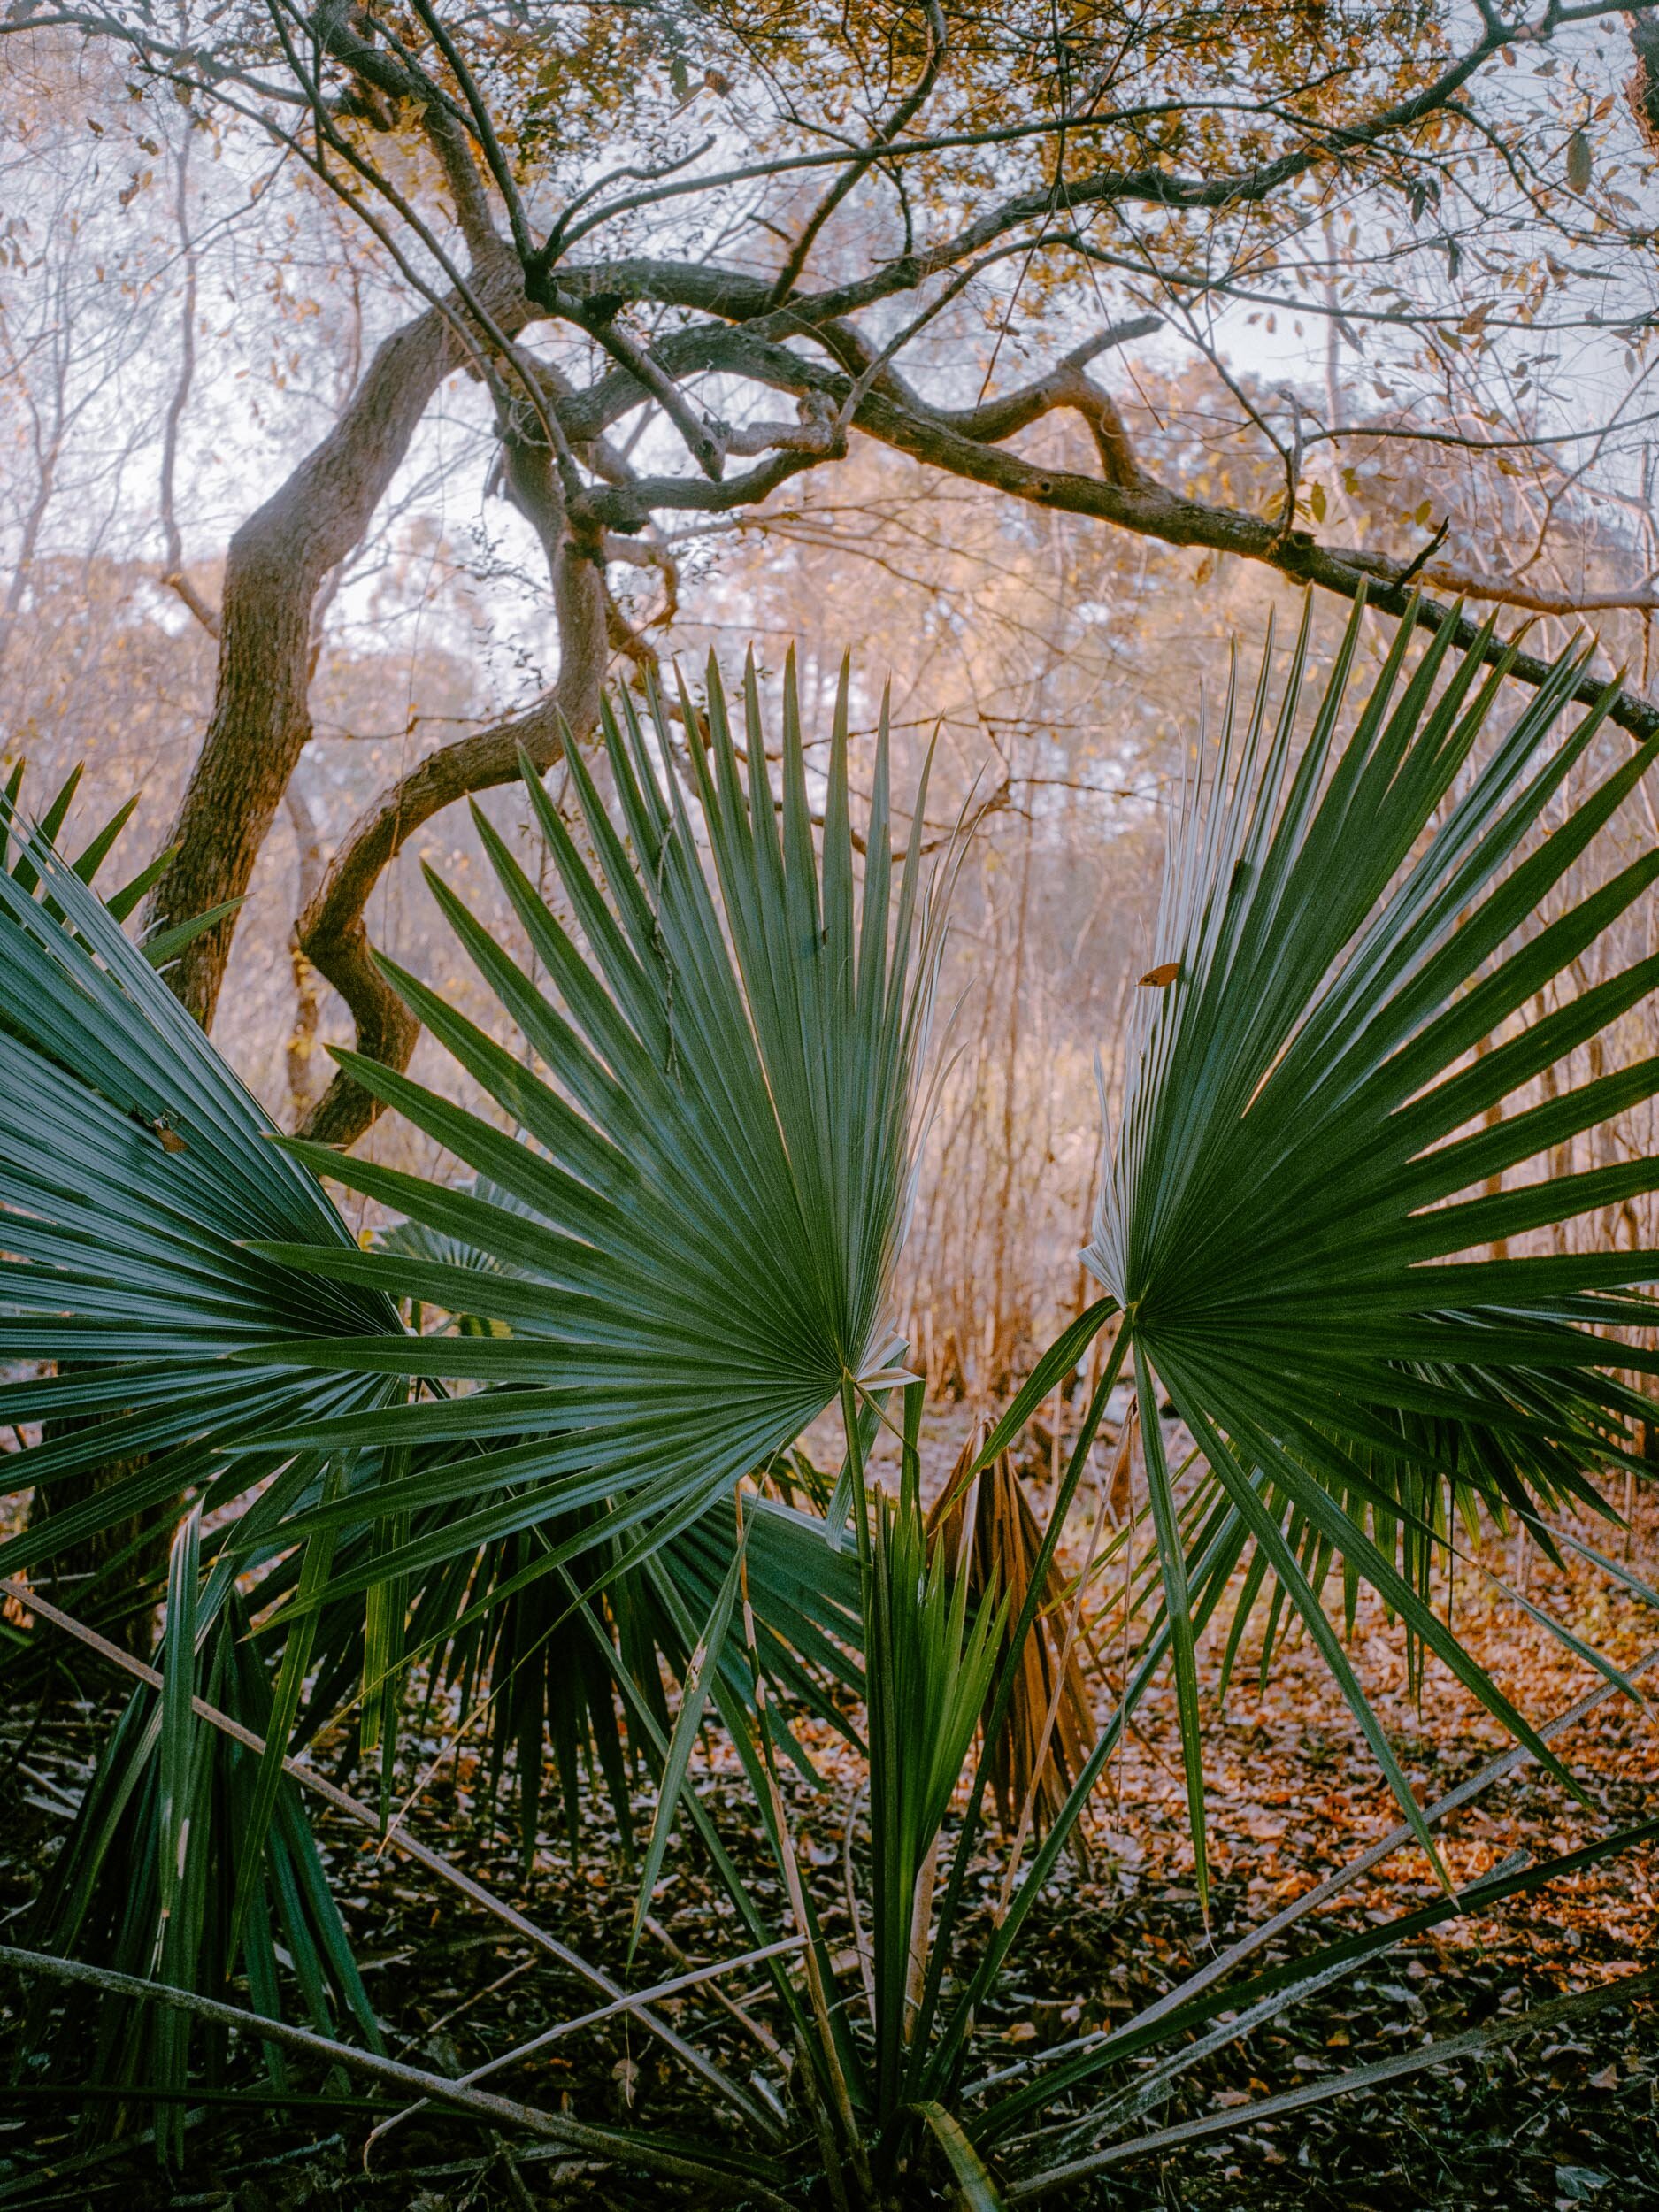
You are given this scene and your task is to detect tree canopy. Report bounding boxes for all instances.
[4,0,1659,1133]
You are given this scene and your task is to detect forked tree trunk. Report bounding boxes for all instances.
[27,269,536,1646]
[145,260,532,1026]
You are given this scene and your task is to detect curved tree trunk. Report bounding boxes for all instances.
[296,517,607,1144]
[34,267,535,1646]
[294,418,611,1147]
[144,258,532,1028]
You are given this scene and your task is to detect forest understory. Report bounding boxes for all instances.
[4,1427,1653,2212]
[9,8,1659,2197]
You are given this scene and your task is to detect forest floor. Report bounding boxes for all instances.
[0,1425,1655,2212]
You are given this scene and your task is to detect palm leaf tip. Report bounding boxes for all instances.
[1087,590,1658,1837]
[263,652,956,1585]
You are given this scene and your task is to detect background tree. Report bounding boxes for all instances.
[6,0,1659,1153]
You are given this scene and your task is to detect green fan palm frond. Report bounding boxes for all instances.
[253,650,950,1602]
[0,757,236,960]
[23,1569,381,2161]
[867,1470,1004,2116]
[0,791,415,2131]
[1085,590,1659,1894]
[10,619,1659,2205]
[268,1452,864,1867]
[0,802,406,1628]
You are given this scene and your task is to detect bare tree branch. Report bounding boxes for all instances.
[37,0,1648,1144]
[765,0,947,308]
[296,434,607,1147]
[157,132,219,639]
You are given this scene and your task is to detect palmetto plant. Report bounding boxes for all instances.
[0,756,288,1659]
[3,606,1657,2204]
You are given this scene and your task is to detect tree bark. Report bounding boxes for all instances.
[144,257,533,1028]
[296,466,609,1147]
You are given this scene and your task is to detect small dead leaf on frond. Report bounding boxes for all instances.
[1138,962,1180,987]
[926,1436,1096,1845]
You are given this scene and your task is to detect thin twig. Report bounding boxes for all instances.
[0,1945,791,2206]
[0,1578,765,2131]
[1003,1966,1659,2200]
[965,1642,1659,2103]
[365,1935,805,2160]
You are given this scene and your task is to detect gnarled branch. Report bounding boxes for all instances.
[142,254,539,1030]
[296,440,607,1147]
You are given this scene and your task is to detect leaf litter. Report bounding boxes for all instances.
[0,1420,1653,2211]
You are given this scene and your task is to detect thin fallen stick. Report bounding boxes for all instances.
[392,1952,540,2058]
[0,1578,771,2135]
[1126,1642,1659,2032]
[365,1933,806,2159]
[643,1912,789,2063]
[1003,1964,1659,2200]
[1011,1812,1658,2164]
[967,1640,1659,2100]
[0,1944,790,2208]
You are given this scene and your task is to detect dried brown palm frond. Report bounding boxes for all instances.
[926,1427,1095,1837]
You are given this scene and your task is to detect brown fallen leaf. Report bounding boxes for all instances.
[154,1119,188,1154]
[1139,961,1181,987]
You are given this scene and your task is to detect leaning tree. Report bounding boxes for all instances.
[5,0,1659,1142]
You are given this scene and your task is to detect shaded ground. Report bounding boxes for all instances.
[1,1451,1655,2211]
